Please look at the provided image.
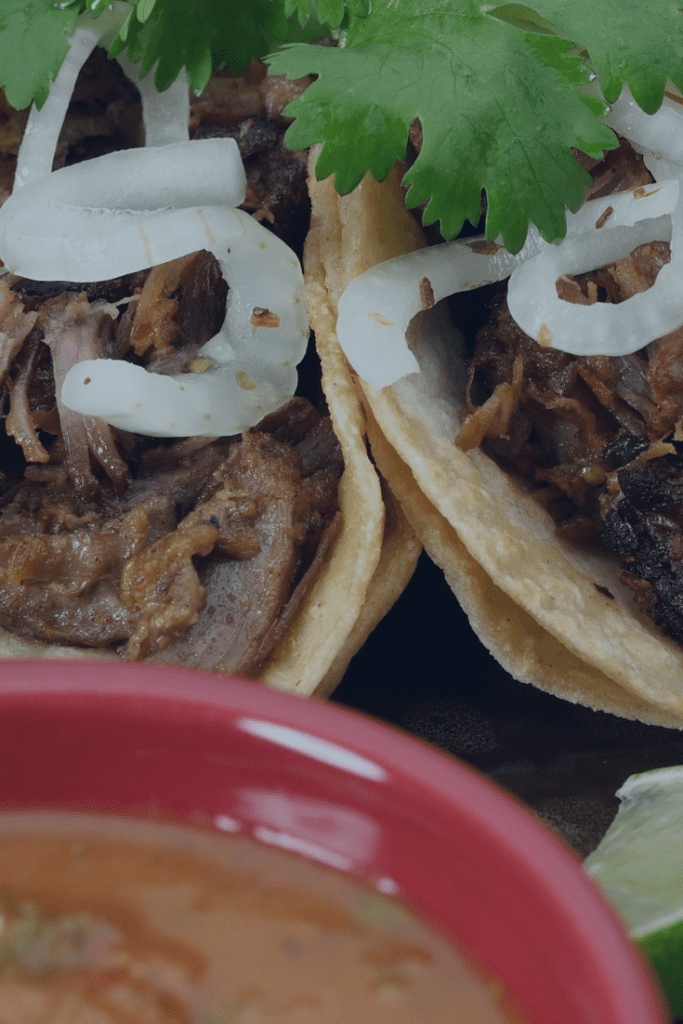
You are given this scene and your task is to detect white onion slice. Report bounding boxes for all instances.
[61,207,308,436]
[14,6,131,192]
[115,50,189,147]
[0,139,247,281]
[338,180,682,384]
[1,11,309,436]
[506,180,683,356]
[597,84,683,171]
[336,231,556,386]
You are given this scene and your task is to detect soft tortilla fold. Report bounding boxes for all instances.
[306,148,683,726]
[0,245,421,698]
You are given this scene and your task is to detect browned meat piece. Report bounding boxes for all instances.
[199,114,280,160]
[0,155,16,206]
[240,139,309,235]
[151,412,343,675]
[190,64,267,131]
[574,137,653,199]
[456,353,524,453]
[189,62,311,132]
[0,504,147,646]
[5,334,51,464]
[0,278,38,385]
[462,141,683,642]
[602,456,683,643]
[36,292,130,499]
[0,398,342,673]
[556,240,671,307]
[464,294,618,479]
[609,240,671,298]
[260,70,313,123]
[57,46,142,164]
[408,119,423,155]
[121,519,227,659]
[139,250,227,374]
[647,325,683,419]
[0,92,29,156]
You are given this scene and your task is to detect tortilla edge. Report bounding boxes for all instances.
[365,406,683,729]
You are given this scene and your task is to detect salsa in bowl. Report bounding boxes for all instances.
[0,659,669,1024]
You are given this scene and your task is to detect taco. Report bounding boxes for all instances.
[305,127,683,726]
[251,0,683,721]
[0,21,420,695]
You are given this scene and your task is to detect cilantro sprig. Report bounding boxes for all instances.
[0,0,82,110]
[2,0,683,251]
[268,0,683,251]
[0,0,332,107]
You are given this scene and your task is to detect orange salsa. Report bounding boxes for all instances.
[0,813,516,1023]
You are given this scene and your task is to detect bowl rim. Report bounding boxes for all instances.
[0,658,670,1024]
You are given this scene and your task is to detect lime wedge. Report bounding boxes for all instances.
[585,766,683,1017]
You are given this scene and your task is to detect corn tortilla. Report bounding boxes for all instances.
[305,151,683,724]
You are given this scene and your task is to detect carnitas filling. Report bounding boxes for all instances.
[459,139,683,644]
[0,55,342,675]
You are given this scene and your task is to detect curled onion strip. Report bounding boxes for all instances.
[115,49,190,148]
[338,181,681,384]
[506,180,682,356]
[0,139,248,281]
[593,83,683,173]
[338,88,683,387]
[337,232,552,386]
[61,207,308,437]
[13,8,128,192]
[0,13,308,437]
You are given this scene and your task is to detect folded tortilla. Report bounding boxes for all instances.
[305,149,683,725]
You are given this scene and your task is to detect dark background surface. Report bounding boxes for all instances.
[332,551,683,1021]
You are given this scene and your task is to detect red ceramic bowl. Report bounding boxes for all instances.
[0,659,668,1024]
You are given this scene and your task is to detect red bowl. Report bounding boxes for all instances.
[0,659,668,1024]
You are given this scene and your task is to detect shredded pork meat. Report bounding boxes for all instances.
[0,246,343,675]
[461,141,683,643]
[0,57,341,675]
[0,251,343,674]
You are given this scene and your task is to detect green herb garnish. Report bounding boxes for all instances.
[2,0,683,251]
[267,0,683,251]
[0,0,330,106]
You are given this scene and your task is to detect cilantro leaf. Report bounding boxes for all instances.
[0,0,329,109]
[268,0,616,251]
[500,0,683,113]
[108,0,328,94]
[110,0,290,92]
[0,0,81,109]
[283,0,370,28]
